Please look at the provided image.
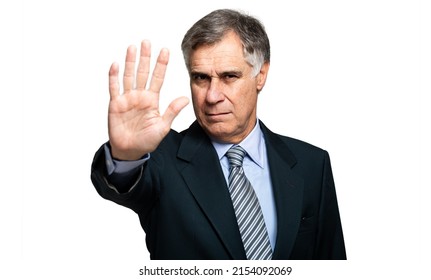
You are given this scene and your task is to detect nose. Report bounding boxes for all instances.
[205,78,225,104]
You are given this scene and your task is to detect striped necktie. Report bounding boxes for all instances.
[226,145,272,260]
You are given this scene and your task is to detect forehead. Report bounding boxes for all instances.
[190,32,248,71]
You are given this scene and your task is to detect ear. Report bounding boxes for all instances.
[256,62,270,91]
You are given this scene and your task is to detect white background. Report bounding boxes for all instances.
[2,0,429,279]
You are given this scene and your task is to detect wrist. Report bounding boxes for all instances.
[110,144,148,161]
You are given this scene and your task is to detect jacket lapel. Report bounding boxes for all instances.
[176,121,304,259]
[176,122,246,259]
[260,121,304,259]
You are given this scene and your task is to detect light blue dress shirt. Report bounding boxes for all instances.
[105,121,277,250]
[210,122,277,250]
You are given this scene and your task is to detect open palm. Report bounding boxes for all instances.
[108,40,189,160]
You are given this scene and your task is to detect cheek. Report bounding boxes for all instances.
[236,101,256,121]
[191,90,206,114]
[233,86,258,113]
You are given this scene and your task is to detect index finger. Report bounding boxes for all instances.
[148,48,169,94]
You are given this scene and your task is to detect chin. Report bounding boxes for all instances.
[208,126,246,144]
[201,122,233,143]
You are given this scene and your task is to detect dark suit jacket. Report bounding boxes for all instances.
[91,120,346,260]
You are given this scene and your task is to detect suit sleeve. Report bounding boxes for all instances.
[314,151,347,259]
[90,143,159,216]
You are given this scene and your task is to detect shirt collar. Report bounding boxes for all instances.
[211,120,264,169]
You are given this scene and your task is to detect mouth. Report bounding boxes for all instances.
[206,112,230,116]
[205,112,231,121]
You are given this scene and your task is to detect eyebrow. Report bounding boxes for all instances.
[190,70,243,78]
[219,70,243,77]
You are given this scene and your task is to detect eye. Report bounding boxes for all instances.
[225,74,237,79]
[221,72,240,82]
[192,73,210,81]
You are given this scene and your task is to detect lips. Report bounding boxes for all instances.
[205,112,231,121]
[206,112,229,116]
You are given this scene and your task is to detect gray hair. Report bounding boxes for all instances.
[181,9,270,77]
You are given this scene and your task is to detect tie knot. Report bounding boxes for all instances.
[226,145,246,167]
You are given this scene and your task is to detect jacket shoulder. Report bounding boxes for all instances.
[280,134,326,155]
[260,121,328,158]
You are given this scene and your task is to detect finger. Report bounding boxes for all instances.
[123,45,137,92]
[109,62,120,100]
[162,96,190,126]
[136,40,151,90]
[149,48,169,94]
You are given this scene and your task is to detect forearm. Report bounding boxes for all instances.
[104,143,149,193]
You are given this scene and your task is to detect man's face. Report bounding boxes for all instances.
[189,31,269,143]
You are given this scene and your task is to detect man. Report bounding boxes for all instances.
[91,9,346,260]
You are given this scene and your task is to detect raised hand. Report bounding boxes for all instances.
[107,40,189,160]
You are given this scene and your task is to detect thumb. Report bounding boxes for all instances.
[162,96,190,126]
